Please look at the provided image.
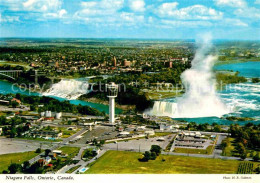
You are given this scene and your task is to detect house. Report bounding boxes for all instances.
[0,100,10,105]
[30,131,62,138]
[45,156,52,164]
[160,124,172,131]
[38,159,45,167]
[144,130,155,136]
[11,98,21,105]
[136,126,146,131]
[52,150,62,155]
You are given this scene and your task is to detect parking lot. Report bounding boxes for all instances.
[74,126,118,145]
[103,134,174,152]
[0,137,52,155]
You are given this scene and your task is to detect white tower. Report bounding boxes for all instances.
[107,82,118,125]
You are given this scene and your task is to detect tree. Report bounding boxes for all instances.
[253,152,260,162]
[45,149,51,156]
[99,140,105,146]
[236,143,246,155]
[150,152,157,160]
[8,163,21,174]
[150,145,161,156]
[240,152,247,160]
[11,101,19,108]
[35,148,41,153]
[22,161,30,172]
[2,170,8,174]
[30,105,36,111]
[142,151,151,162]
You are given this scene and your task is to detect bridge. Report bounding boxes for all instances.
[0,70,23,80]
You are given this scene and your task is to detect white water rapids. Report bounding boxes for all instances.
[43,79,92,100]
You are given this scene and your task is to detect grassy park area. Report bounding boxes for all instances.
[174,145,214,155]
[58,146,80,159]
[0,151,38,173]
[85,150,243,174]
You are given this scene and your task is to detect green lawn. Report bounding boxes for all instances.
[174,145,214,155]
[153,132,172,137]
[16,137,62,142]
[85,150,242,174]
[58,146,80,159]
[66,165,81,173]
[0,151,38,173]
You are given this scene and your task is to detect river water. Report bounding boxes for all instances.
[0,79,121,114]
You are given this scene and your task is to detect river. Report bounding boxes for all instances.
[0,79,121,114]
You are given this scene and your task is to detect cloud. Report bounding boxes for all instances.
[214,0,247,8]
[76,0,124,16]
[234,7,260,18]
[215,0,260,19]
[129,0,145,12]
[0,0,67,21]
[43,9,67,19]
[73,0,144,26]
[156,3,223,20]
[0,14,20,23]
[22,0,62,12]
[222,18,248,27]
[161,19,213,27]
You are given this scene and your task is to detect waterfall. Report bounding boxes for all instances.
[147,34,230,118]
[43,79,92,100]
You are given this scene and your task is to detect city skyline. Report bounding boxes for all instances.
[0,0,260,40]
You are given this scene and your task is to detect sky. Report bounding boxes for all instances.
[0,0,260,39]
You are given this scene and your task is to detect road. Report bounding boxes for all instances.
[28,128,88,164]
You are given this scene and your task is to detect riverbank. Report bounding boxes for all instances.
[214,59,259,66]
[79,96,135,111]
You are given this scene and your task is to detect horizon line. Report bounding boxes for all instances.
[1,37,260,41]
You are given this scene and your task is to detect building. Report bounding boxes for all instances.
[113,56,117,66]
[52,150,62,155]
[11,98,21,105]
[123,59,131,67]
[55,112,62,119]
[30,131,62,138]
[45,111,52,117]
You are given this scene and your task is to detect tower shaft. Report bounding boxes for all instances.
[109,97,115,124]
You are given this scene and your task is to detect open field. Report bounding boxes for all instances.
[85,150,246,174]
[145,90,183,100]
[58,146,80,159]
[0,151,38,173]
[174,145,214,155]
